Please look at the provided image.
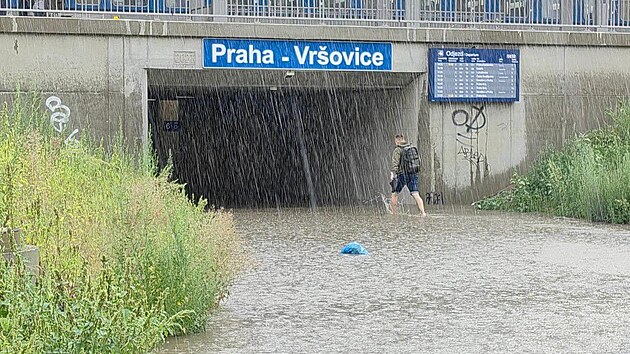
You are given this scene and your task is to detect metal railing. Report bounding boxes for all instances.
[1,0,629,31]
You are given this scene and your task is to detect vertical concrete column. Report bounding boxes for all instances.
[411,76,432,197]
[213,0,228,21]
[107,37,124,146]
[122,37,150,156]
[429,101,450,199]
[560,0,574,26]
[141,69,149,156]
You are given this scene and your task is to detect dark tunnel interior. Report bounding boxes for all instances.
[148,86,395,209]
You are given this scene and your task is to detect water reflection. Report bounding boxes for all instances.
[161,207,630,353]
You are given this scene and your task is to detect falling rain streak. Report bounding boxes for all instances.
[148,69,416,209]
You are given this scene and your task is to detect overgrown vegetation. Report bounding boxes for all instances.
[0,93,244,353]
[476,100,630,224]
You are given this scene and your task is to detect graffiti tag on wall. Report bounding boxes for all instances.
[451,105,487,133]
[452,104,489,186]
[457,146,486,166]
[46,96,79,145]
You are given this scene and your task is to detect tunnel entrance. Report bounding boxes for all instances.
[148,70,420,208]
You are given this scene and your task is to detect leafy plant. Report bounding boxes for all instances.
[477,100,630,224]
[0,93,246,353]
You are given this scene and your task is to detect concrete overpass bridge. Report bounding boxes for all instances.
[1,12,630,207]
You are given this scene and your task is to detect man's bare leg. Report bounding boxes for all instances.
[411,192,427,217]
[390,193,398,215]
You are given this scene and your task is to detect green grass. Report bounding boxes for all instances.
[0,93,245,353]
[476,100,630,224]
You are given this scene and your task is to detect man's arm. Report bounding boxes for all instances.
[390,147,400,179]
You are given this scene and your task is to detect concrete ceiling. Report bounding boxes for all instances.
[148,69,421,93]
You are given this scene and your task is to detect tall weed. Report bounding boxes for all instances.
[477,100,630,224]
[0,93,244,353]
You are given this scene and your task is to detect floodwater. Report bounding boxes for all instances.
[160,207,630,353]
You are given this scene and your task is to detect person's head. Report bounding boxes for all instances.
[394,134,406,145]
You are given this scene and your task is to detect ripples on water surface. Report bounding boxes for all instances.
[161,207,630,353]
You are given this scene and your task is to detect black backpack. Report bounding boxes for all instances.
[400,145,421,174]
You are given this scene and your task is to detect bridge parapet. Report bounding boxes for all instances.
[1,0,630,32]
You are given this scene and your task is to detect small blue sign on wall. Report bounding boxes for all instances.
[164,121,181,132]
[203,38,392,71]
[428,48,520,103]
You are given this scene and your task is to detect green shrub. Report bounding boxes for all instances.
[477,100,630,224]
[0,93,244,353]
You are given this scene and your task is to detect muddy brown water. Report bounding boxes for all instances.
[160,207,630,353]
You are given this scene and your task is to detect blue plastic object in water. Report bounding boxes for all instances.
[340,242,369,255]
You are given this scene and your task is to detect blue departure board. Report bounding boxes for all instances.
[428,48,520,102]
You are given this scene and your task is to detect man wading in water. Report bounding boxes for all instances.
[389,134,427,216]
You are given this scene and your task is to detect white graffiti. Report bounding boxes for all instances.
[45,96,70,133]
[64,129,80,146]
[46,96,79,145]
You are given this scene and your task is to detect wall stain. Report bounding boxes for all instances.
[13,39,18,54]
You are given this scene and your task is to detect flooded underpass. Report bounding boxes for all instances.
[160,207,630,353]
[148,69,423,208]
[150,88,391,207]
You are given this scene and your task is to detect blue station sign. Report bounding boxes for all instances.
[203,38,392,71]
[428,48,520,103]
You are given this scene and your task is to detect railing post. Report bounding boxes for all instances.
[560,0,574,26]
[405,0,420,23]
[376,0,390,21]
[214,0,227,21]
[594,0,609,27]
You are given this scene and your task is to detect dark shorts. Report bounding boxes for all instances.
[391,173,419,194]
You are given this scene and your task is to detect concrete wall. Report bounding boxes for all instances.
[0,33,146,152]
[430,45,630,204]
[2,17,630,204]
